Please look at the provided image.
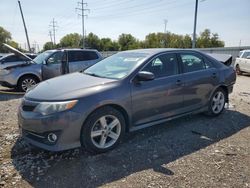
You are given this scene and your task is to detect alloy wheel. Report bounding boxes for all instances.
[211,91,225,114]
[91,115,121,149]
[21,78,36,91]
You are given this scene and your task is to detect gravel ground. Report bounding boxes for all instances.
[0,75,249,188]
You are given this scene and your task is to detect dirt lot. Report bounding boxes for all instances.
[0,75,249,188]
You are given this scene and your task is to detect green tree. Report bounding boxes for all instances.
[85,33,101,50]
[100,38,113,51]
[0,26,12,52]
[196,29,224,48]
[118,34,138,50]
[6,40,19,49]
[43,42,55,51]
[59,33,82,48]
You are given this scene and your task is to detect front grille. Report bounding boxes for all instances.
[22,105,36,111]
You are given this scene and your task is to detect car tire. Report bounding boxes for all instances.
[81,106,126,154]
[17,75,39,92]
[235,64,242,75]
[206,88,226,116]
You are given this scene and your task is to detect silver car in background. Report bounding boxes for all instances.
[0,44,102,91]
[0,53,36,69]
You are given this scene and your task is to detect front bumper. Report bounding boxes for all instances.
[0,74,17,88]
[18,107,84,151]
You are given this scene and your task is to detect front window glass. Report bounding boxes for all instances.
[47,51,63,64]
[142,53,178,78]
[33,51,55,64]
[84,52,148,79]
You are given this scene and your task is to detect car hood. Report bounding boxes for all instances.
[3,43,33,61]
[25,72,117,101]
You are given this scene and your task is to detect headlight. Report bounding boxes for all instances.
[0,69,11,76]
[34,100,78,115]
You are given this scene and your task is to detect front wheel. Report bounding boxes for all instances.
[235,64,242,75]
[207,88,226,116]
[81,106,125,154]
[17,75,39,92]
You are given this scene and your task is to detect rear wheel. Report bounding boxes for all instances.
[17,75,39,92]
[81,106,125,154]
[207,88,226,116]
[236,64,242,75]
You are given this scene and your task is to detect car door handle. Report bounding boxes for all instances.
[211,73,217,78]
[176,80,182,86]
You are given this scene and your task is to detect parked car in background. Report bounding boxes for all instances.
[0,44,102,91]
[18,49,236,154]
[234,50,250,74]
[0,53,37,69]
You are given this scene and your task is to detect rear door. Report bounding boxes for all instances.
[41,51,63,80]
[178,52,219,111]
[68,51,100,73]
[131,52,185,126]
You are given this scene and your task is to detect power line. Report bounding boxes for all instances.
[76,0,90,48]
[90,1,193,20]
[49,18,58,45]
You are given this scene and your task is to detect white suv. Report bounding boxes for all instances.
[235,50,250,75]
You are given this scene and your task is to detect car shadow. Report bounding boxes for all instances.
[0,88,23,101]
[11,109,250,187]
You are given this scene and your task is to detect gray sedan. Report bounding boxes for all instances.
[18,49,236,153]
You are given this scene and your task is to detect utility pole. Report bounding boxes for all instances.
[76,0,90,48]
[49,18,58,45]
[48,31,53,44]
[192,0,199,48]
[164,19,168,34]
[18,0,31,52]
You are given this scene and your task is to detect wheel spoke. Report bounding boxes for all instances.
[99,117,107,128]
[91,130,103,138]
[212,104,217,111]
[108,118,119,129]
[99,135,107,147]
[108,131,119,140]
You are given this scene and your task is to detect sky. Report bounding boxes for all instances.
[0,0,250,51]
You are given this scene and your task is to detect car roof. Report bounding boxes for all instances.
[121,48,200,56]
[55,48,99,52]
[240,50,250,52]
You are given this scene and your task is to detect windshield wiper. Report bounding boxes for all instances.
[83,72,104,78]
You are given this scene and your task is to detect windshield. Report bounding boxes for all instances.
[33,51,55,64]
[84,52,149,79]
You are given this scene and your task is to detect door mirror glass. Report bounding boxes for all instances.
[136,71,155,81]
[47,57,55,64]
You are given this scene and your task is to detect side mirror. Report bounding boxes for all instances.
[136,71,155,81]
[42,60,47,65]
[47,57,55,64]
[246,56,250,59]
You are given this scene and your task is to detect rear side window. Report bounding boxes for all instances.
[180,53,211,73]
[68,51,99,62]
[142,53,178,78]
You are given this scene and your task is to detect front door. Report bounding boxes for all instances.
[42,51,64,80]
[131,53,184,126]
